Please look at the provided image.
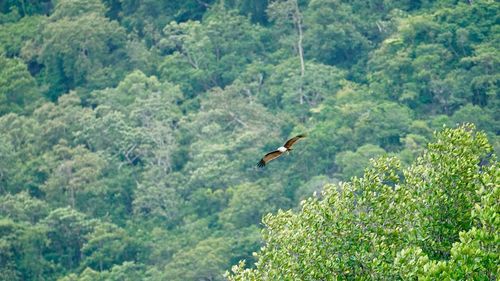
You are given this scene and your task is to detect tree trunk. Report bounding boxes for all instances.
[293,0,305,104]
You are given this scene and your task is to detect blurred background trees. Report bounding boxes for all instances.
[0,0,498,280]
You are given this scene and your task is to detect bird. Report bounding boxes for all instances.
[257,134,306,167]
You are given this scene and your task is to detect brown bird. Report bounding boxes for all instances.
[257,134,306,167]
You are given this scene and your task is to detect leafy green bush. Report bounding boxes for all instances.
[229,124,498,280]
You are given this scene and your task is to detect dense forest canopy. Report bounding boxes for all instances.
[0,0,498,280]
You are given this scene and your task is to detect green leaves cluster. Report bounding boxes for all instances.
[230,124,499,280]
[0,0,498,280]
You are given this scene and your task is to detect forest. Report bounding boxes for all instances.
[0,0,498,280]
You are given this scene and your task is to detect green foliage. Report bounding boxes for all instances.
[0,192,49,223]
[303,0,371,66]
[368,1,499,114]
[229,125,498,280]
[410,124,495,259]
[179,82,284,192]
[90,70,182,169]
[0,113,46,194]
[80,222,139,272]
[0,0,51,17]
[50,0,107,20]
[32,92,94,149]
[41,142,108,211]
[132,173,186,226]
[0,219,50,281]
[0,1,498,280]
[41,207,96,270]
[159,8,265,97]
[25,2,128,99]
[0,55,41,114]
[162,237,231,281]
[335,144,386,180]
[116,0,214,46]
[225,0,269,24]
[262,59,346,118]
[0,15,44,57]
[219,182,289,229]
[59,261,146,281]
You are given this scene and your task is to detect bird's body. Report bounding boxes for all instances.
[257,134,306,167]
[277,146,287,153]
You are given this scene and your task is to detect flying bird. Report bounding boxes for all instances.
[257,134,306,167]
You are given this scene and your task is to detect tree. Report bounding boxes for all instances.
[267,0,307,108]
[81,222,139,271]
[41,142,107,211]
[303,0,372,67]
[0,219,50,281]
[132,168,186,227]
[41,207,96,270]
[0,55,40,115]
[451,104,498,135]
[114,0,214,47]
[0,0,52,16]
[0,113,44,195]
[49,0,107,20]
[352,101,412,150]
[335,144,386,180]
[179,82,284,192]
[59,262,147,281]
[159,7,264,97]
[229,124,497,279]
[25,0,128,99]
[367,1,499,114]
[267,0,305,76]
[104,262,147,281]
[0,133,17,193]
[262,59,346,120]
[0,192,49,224]
[225,0,269,24]
[293,175,332,204]
[0,15,44,57]
[0,1,498,280]
[395,163,498,280]
[32,92,94,149]
[219,182,289,229]
[90,71,182,169]
[163,237,231,281]
[409,125,495,259]
[461,41,499,107]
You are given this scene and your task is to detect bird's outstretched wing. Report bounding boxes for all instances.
[257,150,283,167]
[283,134,306,149]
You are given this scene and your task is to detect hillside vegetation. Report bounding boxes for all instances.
[0,0,498,280]
[230,124,499,280]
